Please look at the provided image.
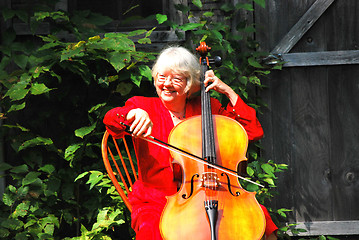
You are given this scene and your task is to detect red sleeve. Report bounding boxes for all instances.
[211,96,264,141]
[103,98,138,138]
[260,204,278,238]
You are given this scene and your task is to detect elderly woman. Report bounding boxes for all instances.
[103,46,277,240]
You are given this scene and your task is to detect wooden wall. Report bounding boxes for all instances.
[255,0,359,236]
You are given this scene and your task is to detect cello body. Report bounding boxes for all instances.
[160,115,265,240]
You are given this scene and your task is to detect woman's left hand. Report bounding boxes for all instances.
[204,70,238,105]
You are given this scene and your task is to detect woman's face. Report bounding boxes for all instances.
[154,69,188,107]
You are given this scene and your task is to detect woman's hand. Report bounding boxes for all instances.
[126,108,153,137]
[204,70,238,106]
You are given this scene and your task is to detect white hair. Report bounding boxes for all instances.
[152,46,200,97]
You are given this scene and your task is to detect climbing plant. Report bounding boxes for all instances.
[0,0,294,239]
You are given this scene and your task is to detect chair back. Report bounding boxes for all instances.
[101,131,138,212]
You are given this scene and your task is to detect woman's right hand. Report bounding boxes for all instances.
[126,108,153,137]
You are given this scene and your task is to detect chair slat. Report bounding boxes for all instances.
[107,146,130,194]
[112,136,134,188]
[102,131,138,212]
[123,137,138,182]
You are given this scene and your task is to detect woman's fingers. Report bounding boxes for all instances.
[127,109,153,137]
[133,117,152,137]
[204,70,228,93]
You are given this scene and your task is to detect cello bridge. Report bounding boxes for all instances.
[201,172,220,188]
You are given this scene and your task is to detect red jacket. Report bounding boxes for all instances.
[103,95,277,239]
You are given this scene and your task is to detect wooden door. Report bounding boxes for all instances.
[255,0,359,236]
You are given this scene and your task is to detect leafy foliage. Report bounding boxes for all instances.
[0,3,155,239]
[0,0,305,239]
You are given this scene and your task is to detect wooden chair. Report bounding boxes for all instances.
[101,131,138,212]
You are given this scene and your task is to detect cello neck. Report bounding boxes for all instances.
[197,42,217,163]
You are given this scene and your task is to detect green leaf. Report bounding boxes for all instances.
[247,166,255,176]
[15,232,28,240]
[0,228,10,238]
[174,4,191,13]
[80,224,89,234]
[64,143,82,161]
[107,52,130,72]
[24,219,37,229]
[1,218,24,231]
[75,124,96,139]
[263,178,275,186]
[130,74,142,87]
[138,65,152,81]
[248,57,264,68]
[102,33,135,51]
[180,23,203,31]
[277,208,292,217]
[0,162,12,171]
[327,236,340,240]
[253,0,265,8]
[2,192,16,206]
[88,103,106,113]
[4,82,29,101]
[74,172,89,182]
[40,215,60,228]
[37,41,60,51]
[13,54,29,69]
[128,29,147,37]
[235,3,254,11]
[138,37,151,44]
[86,171,104,190]
[39,164,55,174]
[44,177,61,197]
[12,201,30,218]
[60,48,84,61]
[248,76,261,85]
[212,30,223,41]
[116,82,133,96]
[2,8,16,21]
[245,183,260,192]
[30,83,52,95]
[192,0,203,8]
[8,102,26,112]
[15,10,28,23]
[10,164,28,173]
[261,163,274,175]
[156,14,167,24]
[22,172,41,186]
[203,11,214,17]
[18,137,53,151]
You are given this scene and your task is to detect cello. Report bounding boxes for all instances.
[159,42,266,240]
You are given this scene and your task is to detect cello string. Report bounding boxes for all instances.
[202,57,217,200]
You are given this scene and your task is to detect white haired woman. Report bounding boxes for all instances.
[103,46,277,239]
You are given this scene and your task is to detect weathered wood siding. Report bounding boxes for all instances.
[255,0,359,235]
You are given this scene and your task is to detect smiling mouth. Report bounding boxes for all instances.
[163,89,176,95]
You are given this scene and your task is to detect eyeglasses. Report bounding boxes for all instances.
[157,73,186,84]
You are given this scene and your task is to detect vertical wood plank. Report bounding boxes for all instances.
[328,65,359,220]
[259,69,296,218]
[290,66,332,221]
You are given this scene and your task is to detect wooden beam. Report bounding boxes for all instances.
[281,50,359,67]
[291,221,359,236]
[271,0,335,54]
